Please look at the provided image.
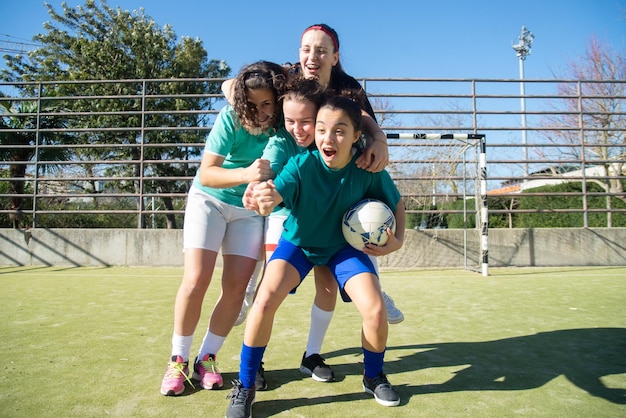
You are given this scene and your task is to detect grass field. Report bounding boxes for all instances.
[1,265,625,417]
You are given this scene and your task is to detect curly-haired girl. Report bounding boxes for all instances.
[160,60,288,396]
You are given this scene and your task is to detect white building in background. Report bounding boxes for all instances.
[489,162,625,195]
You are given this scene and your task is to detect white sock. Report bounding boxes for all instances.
[197,330,226,360]
[246,259,264,295]
[305,304,334,356]
[171,333,194,361]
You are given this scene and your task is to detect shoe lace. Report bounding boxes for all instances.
[308,353,327,367]
[369,373,391,388]
[165,360,195,389]
[227,380,251,405]
[200,356,219,373]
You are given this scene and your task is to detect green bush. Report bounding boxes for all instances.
[515,182,626,228]
[34,199,138,228]
[415,181,625,230]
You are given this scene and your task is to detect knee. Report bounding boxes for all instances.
[363,303,386,329]
[252,291,280,314]
[178,280,209,300]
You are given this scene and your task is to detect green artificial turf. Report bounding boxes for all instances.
[0,266,624,417]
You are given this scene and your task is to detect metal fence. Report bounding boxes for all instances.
[1,77,625,230]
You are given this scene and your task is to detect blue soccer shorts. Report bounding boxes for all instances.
[270,237,377,302]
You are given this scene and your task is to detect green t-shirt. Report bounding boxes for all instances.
[192,105,288,207]
[274,150,401,265]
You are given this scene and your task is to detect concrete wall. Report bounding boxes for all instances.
[1,228,625,269]
[378,228,626,269]
[0,228,184,267]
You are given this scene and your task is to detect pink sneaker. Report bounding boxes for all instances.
[193,354,224,390]
[160,355,191,396]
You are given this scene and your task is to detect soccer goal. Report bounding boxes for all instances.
[386,133,488,276]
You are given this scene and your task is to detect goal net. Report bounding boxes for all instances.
[386,133,488,276]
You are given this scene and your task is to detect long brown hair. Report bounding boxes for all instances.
[231,61,288,132]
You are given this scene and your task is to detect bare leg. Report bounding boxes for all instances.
[174,248,218,337]
[207,254,257,338]
[244,259,301,347]
[343,272,387,353]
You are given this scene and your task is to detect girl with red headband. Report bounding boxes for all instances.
[293,23,387,171]
[223,24,388,172]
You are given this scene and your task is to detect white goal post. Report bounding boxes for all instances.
[386,133,488,276]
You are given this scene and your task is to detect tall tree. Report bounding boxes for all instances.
[0,98,71,227]
[1,0,230,228]
[540,36,626,226]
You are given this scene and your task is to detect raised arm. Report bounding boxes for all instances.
[221,78,235,104]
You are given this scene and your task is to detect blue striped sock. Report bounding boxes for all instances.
[363,347,385,378]
[239,344,266,389]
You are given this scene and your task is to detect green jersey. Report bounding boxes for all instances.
[274,150,401,265]
[192,105,288,207]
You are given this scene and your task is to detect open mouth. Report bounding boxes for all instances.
[322,147,336,158]
[305,64,319,73]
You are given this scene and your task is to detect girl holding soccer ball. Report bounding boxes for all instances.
[226,94,406,417]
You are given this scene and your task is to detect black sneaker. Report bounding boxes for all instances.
[255,362,267,391]
[226,379,255,418]
[298,352,335,382]
[362,373,400,407]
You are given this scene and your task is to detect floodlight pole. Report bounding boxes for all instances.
[512,25,533,179]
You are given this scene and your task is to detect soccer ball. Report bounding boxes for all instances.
[342,198,396,250]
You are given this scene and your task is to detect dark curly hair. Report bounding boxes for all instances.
[231,61,288,133]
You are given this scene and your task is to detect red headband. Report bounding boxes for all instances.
[301,25,339,52]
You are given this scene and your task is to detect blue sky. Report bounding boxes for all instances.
[1,0,624,80]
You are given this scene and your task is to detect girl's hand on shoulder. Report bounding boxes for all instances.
[244,158,272,183]
[356,140,389,173]
[362,227,402,256]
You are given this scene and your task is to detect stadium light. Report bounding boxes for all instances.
[512,25,534,178]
